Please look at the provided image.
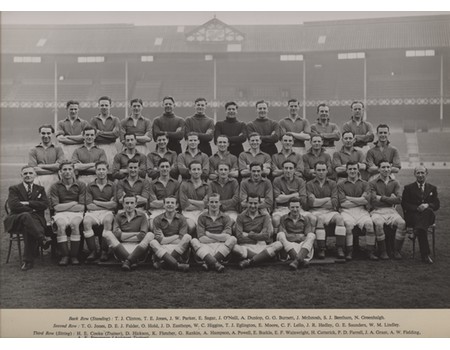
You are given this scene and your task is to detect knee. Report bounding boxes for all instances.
[276,231,286,241]
[272,216,280,227]
[225,236,237,248]
[190,238,201,250]
[273,241,283,252]
[306,232,316,241]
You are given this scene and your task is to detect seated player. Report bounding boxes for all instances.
[103,194,154,271]
[306,161,346,259]
[240,162,273,215]
[369,161,406,260]
[83,161,117,262]
[232,193,283,269]
[4,166,52,271]
[332,131,367,182]
[276,198,316,270]
[112,133,147,180]
[179,161,209,235]
[209,135,239,181]
[49,161,86,266]
[146,132,178,180]
[338,162,377,261]
[190,193,237,272]
[177,132,209,180]
[71,126,107,185]
[207,162,240,222]
[271,133,304,179]
[120,98,152,155]
[150,196,191,272]
[303,135,333,181]
[238,132,271,178]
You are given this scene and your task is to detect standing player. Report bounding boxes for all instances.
[278,99,310,155]
[369,161,406,260]
[116,159,151,212]
[307,161,346,259]
[49,161,86,266]
[232,193,283,269]
[71,126,107,185]
[332,131,366,182]
[271,133,304,178]
[209,135,239,181]
[302,135,333,181]
[103,194,153,271]
[238,132,271,178]
[150,196,191,272]
[342,101,374,156]
[240,162,273,215]
[111,133,147,180]
[310,103,341,156]
[146,132,178,180]
[185,97,215,156]
[83,161,117,262]
[152,96,185,154]
[214,101,247,158]
[120,98,152,155]
[338,162,377,260]
[177,132,209,180]
[28,124,64,193]
[246,100,280,156]
[56,100,89,160]
[190,194,237,272]
[89,96,121,167]
[276,198,316,270]
[366,124,401,181]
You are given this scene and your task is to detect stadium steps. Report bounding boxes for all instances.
[405,133,420,162]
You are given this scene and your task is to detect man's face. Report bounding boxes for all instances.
[131,102,142,116]
[377,127,390,143]
[128,162,139,177]
[67,104,79,119]
[99,99,111,116]
[289,201,301,217]
[21,167,36,184]
[217,137,229,152]
[40,127,53,144]
[60,165,74,180]
[288,102,299,116]
[249,136,261,150]
[164,197,177,212]
[158,162,170,177]
[250,165,262,182]
[156,135,168,149]
[226,104,237,118]
[351,103,364,120]
[95,164,108,180]
[123,197,137,213]
[163,99,174,114]
[248,197,259,213]
[83,130,96,145]
[208,196,221,212]
[283,162,295,178]
[311,136,323,150]
[281,135,294,151]
[379,162,392,177]
[125,135,137,150]
[347,164,359,179]
[218,164,230,180]
[256,102,268,119]
[318,105,330,123]
[414,167,428,184]
[188,136,199,150]
[315,164,327,180]
[195,100,206,115]
[342,132,355,148]
[189,164,202,180]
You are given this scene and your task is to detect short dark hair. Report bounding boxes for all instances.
[282,159,296,168]
[124,133,137,140]
[127,158,140,166]
[247,192,260,201]
[255,100,268,108]
[248,132,261,140]
[95,160,109,169]
[288,197,301,206]
[163,96,175,103]
[38,124,54,133]
[351,101,364,109]
[59,160,74,170]
[225,101,238,110]
[316,103,329,113]
[217,161,230,170]
[194,97,207,104]
[82,126,97,135]
[155,132,168,140]
[281,132,294,140]
[311,134,323,142]
[377,124,390,132]
[98,96,112,104]
[249,162,262,170]
[130,98,143,106]
[216,135,229,142]
[188,160,202,170]
[314,161,327,170]
[66,100,80,109]
[187,132,199,140]
[287,99,299,105]
[346,161,358,169]
[342,130,355,138]
[164,195,177,203]
[157,158,170,167]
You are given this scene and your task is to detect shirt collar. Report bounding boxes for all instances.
[65,116,82,122]
[36,143,55,148]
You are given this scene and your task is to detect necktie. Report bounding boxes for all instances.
[420,184,424,194]
[26,184,32,199]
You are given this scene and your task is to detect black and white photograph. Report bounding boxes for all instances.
[1,3,450,339]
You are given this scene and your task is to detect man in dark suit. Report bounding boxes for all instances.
[4,166,51,271]
[402,166,440,264]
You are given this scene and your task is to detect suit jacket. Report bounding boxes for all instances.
[401,182,439,227]
[3,183,48,233]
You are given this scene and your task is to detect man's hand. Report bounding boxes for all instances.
[418,203,429,212]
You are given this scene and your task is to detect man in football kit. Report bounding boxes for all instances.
[177,132,209,181]
[71,126,107,185]
[238,132,271,178]
[4,166,52,271]
[190,193,237,272]
[332,131,367,182]
[310,103,341,156]
[232,193,283,269]
[146,132,178,180]
[116,159,151,212]
[185,97,215,156]
[278,99,311,155]
[120,98,152,155]
[49,161,86,266]
[28,124,64,193]
[150,196,191,272]
[152,96,185,155]
[111,133,147,180]
[56,100,89,160]
[103,194,154,271]
[209,135,239,181]
[307,161,346,259]
[302,135,333,181]
[214,101,247,158]
[271,133,304,179]
[276,198,316,270]
[369,161,406,260]
[83,161,117,262]
[338,162,377,261]
[342,101,374,156]
[240,162,273,215]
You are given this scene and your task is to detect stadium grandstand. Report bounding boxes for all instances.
[1,14,450,166]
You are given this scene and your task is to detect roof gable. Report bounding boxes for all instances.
[185,17,245,43]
